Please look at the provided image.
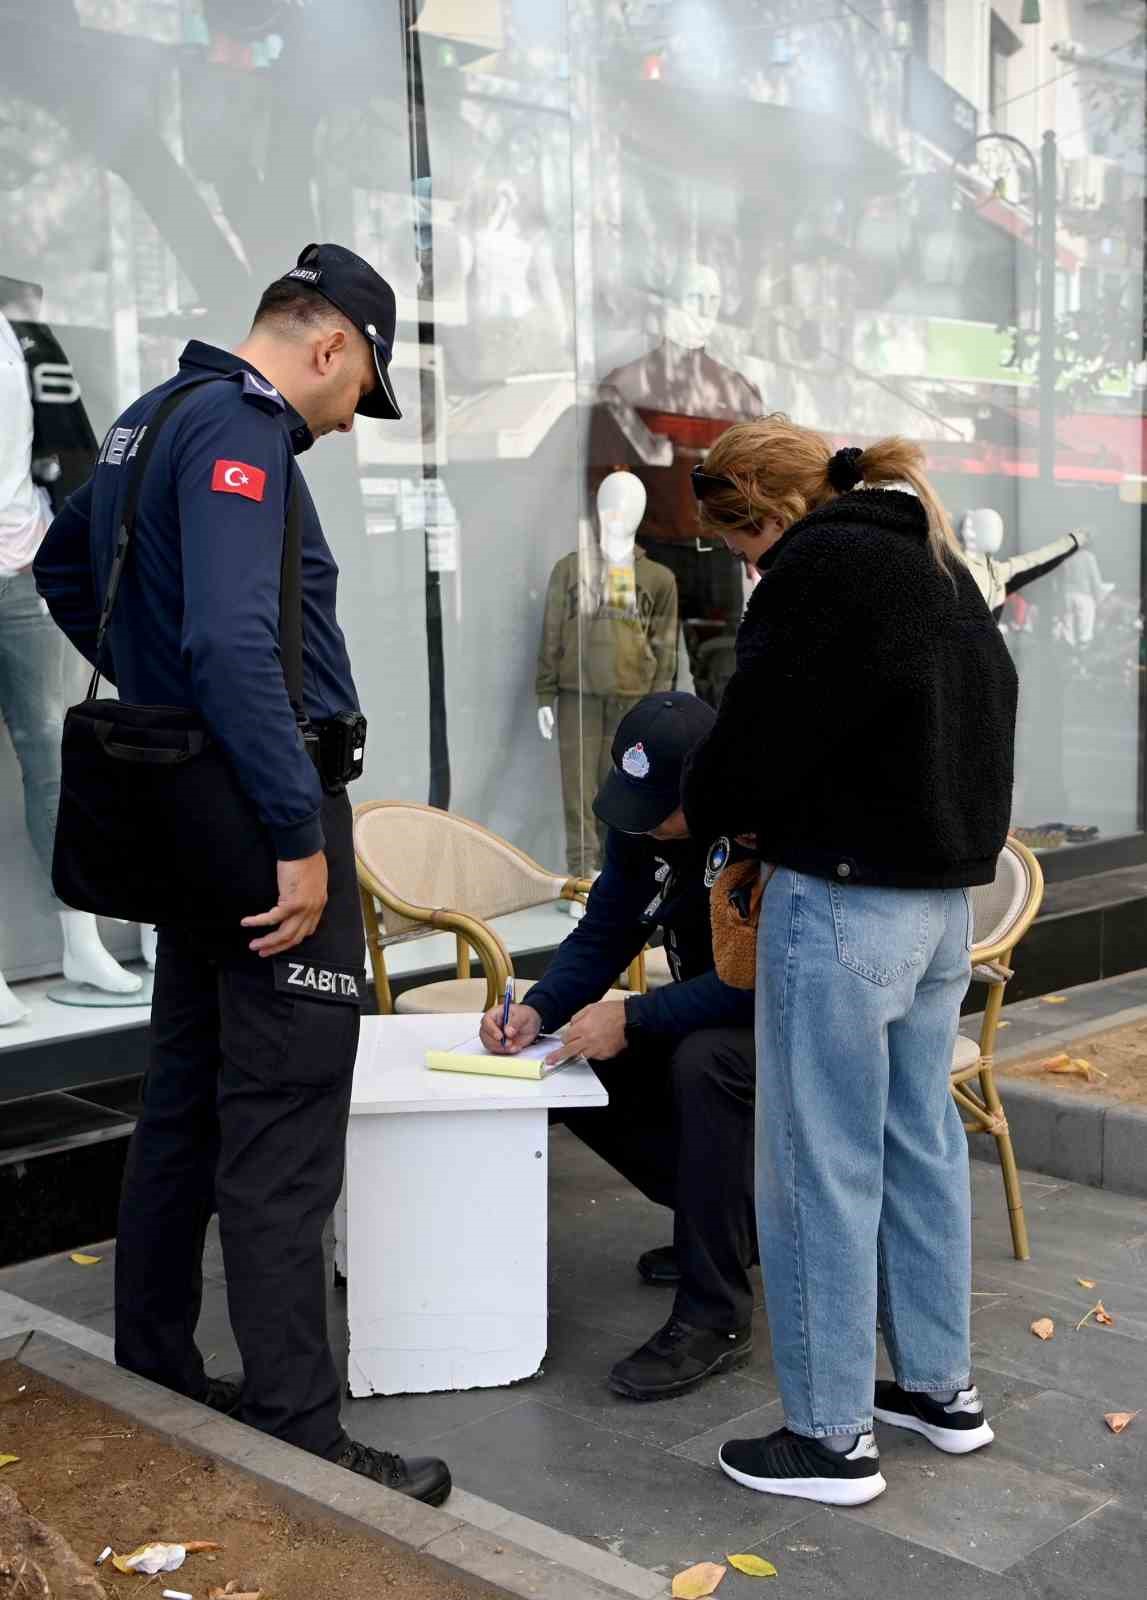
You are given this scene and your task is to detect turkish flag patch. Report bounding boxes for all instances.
[211,459,266,501]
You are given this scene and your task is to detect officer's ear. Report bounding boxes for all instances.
[313,325,349,376]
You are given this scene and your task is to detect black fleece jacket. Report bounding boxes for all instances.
[682,489,1018,889]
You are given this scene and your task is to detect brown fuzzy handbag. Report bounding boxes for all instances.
[707,840,774,990]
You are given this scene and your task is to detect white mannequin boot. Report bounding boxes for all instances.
[59,910,143,994]
[140,924,158,970]
[0,968,28,1026]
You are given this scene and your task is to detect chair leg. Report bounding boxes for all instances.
[980,1061,1030,1261]
[359,887,393,1015]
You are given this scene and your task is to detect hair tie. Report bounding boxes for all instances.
[827,446,864,493]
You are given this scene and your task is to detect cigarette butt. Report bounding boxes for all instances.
[162,1591,193,1599]
[95,1548,113,1567]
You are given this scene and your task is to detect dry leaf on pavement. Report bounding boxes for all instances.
[1030,1317,1055,1340]
[728,1553,777,1578]
[69,1253,101,1266]
[1104,1412,1138,1434]
[1041,995,1067,1004]
[1077,1301,1115,1330]
[1077,1278,1097,1289]
[672,1561,727,1597]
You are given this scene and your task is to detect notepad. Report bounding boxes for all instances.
[425,1033,581,1081]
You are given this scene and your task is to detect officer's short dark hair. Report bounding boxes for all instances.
[252,280,354,337]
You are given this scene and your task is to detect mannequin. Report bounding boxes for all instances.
[537,471,677,887]
[0,305,141,1023]
[959,508,1087,619]
[588,263,761,707]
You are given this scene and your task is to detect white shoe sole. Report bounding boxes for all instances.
[719,1454,887,1506]
[873,1406,995,1455]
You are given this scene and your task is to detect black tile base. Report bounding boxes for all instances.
[0,1137,129,1267]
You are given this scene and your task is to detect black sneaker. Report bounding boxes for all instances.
[873,1381,994,1454]
[334,1438,452,1507]
[636,1245,680,1286]
[609,1316,751,1400]
[202,1376,243,1417]
[719,1427,886,1506]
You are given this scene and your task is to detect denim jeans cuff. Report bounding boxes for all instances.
[788,1420,873,1440]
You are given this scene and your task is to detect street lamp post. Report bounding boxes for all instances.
[1038,128,1059,488]
[959,128,1059,487]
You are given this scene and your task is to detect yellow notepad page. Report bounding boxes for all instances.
[425,1033,575,1081]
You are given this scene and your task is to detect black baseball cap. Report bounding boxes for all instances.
[593,693,716,835]
[280,243,402,420]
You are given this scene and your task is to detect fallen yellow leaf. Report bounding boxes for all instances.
[672,1562,727,1598]
[69,1253,101,1266]
[728,1553,777,1578]
[1095,1303,1115,1327]
[1042,995,1067,1004]
[0,1455,18,1469]
[1104,1411,1138,1434]
[1030,1317,1055,1341]
[1077,1279,1097,1289]
[1039,1055,1105,1083]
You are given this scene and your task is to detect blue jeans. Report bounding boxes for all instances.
[0,568,65,894]
[756,868,973,1438]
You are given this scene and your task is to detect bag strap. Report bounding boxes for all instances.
[88,378,305,719]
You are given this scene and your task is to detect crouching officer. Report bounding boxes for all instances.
[480,693,757,1400]
[34,244,451,1506]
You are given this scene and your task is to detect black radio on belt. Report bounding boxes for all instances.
[307,712,368,791]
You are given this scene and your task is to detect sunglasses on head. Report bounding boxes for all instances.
[690,465,734,502]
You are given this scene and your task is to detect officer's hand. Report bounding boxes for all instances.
[242,851,329,956]
[547,1000,627,1066]
[479,1002,543,1056]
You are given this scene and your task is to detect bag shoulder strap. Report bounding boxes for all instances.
[88,377,305,718]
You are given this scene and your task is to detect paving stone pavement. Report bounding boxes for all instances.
[2,1131,1144,1597]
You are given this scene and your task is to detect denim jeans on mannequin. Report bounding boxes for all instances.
[755,868,974,1439]
[0,567,65,894]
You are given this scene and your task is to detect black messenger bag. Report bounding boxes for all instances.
[52,380,309,927]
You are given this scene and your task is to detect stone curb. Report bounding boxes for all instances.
[966,1005,1147,1197]
[1,1330,665,1600]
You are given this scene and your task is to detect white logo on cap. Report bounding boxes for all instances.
[622,743,650,779]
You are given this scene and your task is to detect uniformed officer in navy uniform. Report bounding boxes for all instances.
[34,244,451,1506]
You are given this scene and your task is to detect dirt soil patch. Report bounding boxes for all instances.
[0,1360,509,1600]
[1000,1017,1147,1106]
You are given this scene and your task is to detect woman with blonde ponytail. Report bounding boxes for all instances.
[681,414,1017,1507]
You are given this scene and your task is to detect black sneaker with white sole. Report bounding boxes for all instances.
[719,1427,886,1506]
[873,1382,994,1454]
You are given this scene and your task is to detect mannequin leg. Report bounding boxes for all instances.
[141,925,158,970]
[557,691,606,879]
[60,910,143,994]
[0,969,29,1027]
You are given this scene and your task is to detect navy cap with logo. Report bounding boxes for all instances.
[281,243,402,420]
[593,693,716,835]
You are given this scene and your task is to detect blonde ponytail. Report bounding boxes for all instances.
[696,414,961,573]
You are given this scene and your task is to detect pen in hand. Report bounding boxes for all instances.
[500,976,514,1049]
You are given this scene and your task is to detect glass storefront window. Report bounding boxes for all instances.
[1,1,1145,1016]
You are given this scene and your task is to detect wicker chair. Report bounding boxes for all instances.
[952,835,1045,1262]
[354,801,641,1015]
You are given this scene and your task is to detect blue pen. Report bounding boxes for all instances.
[500,976,514,1048]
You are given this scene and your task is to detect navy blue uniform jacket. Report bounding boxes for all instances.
[34,341,360,861]
[524,829,753,1037]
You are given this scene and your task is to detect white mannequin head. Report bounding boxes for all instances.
[664,262,721,350]
[961,508,1004,556]
[597,470,646,563]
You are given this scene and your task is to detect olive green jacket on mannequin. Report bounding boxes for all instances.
[536,548,678,703]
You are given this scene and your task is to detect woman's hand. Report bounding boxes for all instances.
[546,1000,628,1066]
